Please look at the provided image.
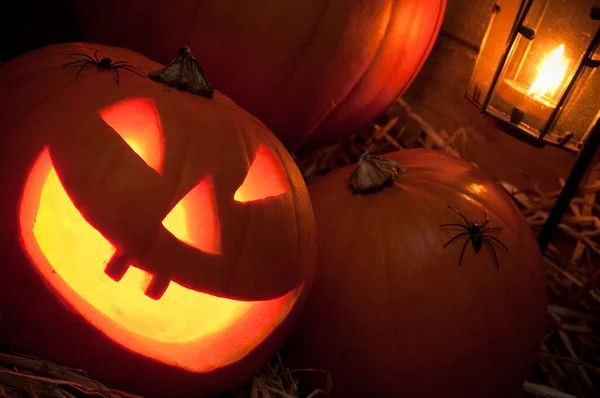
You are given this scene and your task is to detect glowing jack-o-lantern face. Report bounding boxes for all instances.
[2,45,315,391]
[18,98,308,372]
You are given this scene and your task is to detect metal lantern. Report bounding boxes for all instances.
[466,0,600,251]
[467,0,600,152]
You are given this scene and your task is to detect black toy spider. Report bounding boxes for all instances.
[63,51,145,85]
[441,205,508,269]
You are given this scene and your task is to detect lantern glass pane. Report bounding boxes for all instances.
[488,0,599,146]
[467,0,523,106]
[551,41,600,149]
[468,0,600,150]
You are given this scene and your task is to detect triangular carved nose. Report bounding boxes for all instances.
[162,175,221,255]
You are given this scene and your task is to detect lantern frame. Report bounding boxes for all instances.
[466,0,600,152]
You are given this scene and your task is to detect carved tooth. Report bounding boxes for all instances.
[104,248,131,281]
[141,275,170,300]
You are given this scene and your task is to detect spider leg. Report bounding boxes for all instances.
[458,236,471,266]
[482,239,500,269]
[111,61,138,68]
[114,68,120,85]
[66,53,96,63]
[440,223,470,230]
[93,51,100,63]
[63,59,90,67]
[480,227,503,233]
[442,232,470,248]
[114,65,146,78]
[480,219,490,230]
[447,205,470,226]
[484,235,508,251]
[75,61,92,76]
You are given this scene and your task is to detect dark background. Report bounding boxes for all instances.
[1,0,81,62]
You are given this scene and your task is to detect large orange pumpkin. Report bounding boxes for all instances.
[281,150,547,397]
[73,0,446,151]
[0,43,316,397]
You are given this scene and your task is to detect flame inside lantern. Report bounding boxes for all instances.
[527,44,569,100]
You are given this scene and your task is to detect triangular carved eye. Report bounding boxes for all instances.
[100,98,164,173]
[234,145,291,203]
[162,176,221,255]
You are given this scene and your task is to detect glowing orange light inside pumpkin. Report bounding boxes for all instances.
[18,98,303,372]
[163,176,222,255]
[528,44,569,100]
[100,98,164,173]
[234,145,291,202]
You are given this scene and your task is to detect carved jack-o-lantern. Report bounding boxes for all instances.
[0,44,316,397]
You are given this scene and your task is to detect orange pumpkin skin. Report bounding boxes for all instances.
[0,43,316,397]
[281,150,547,397]
[73,0,446,151]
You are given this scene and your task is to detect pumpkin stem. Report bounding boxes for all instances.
[148,46,214,98]
[348,151,405,194]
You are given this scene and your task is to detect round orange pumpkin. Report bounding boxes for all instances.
[73,0,446,151]
[0,43,316,397]
[281,150,547,397]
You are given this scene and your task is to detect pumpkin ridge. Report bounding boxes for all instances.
[391,0,446,96]
[223,115,253,292]
[375,0,446,116]
[306,0,447,148]
[303,1,395,144]
[290,185,302,284]
[264,130,301,274]
[377,1,446,102]
[301,2,395,145]
[335,201,371,373]
[260,0,332,118]
[377,203,401,362]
